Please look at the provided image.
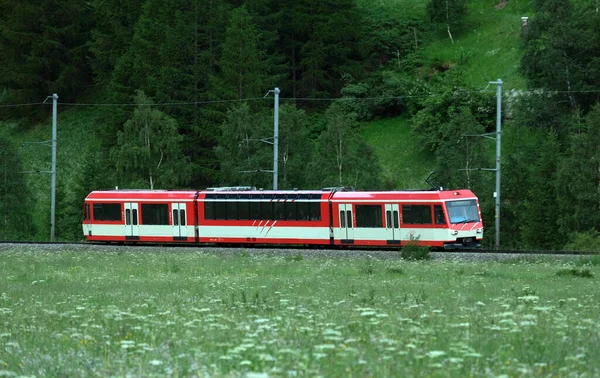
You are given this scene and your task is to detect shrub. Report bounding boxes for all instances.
[563,230,600,252]
[556,268,594,278]
[401,238,431,261]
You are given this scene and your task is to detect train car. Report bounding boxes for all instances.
[82,187,483,249]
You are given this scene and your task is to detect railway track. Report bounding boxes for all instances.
[0,240,598,256]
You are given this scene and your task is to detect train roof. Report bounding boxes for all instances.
[86,188,478,202]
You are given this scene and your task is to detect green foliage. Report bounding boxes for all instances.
[0,134,35,239]
[0,0,93,118]
[556,267,594,278]
[426,0,467,26]
[556,105,600,235]
[520,131,562,249]
[400,243,431,261]
[110,90,190,189]
[307,104,382,189]
[563,230,600,253]
[521,1,600,111]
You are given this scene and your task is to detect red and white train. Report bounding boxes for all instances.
[82,187,483,249]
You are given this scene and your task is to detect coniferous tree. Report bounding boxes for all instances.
[521,1,600,111]
[87,0,145,88]
[0,134,35,240]
[520,131,562,249]
[0,0,93,112]
[556,104,600,236]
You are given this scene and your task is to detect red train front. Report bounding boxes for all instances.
[82,187,483,249]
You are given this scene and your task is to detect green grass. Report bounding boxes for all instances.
[422,0,533,90]
[362,116,434,189]
[1,247,598,377]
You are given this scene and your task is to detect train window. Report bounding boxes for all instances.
[226,201,238,220]
[126,209,131,225]
[83,204,90,220]
[356,205,383,228]
[297,202,310,220]
[133,209,138,225]
[309,202,321,221]
[285,201,297,221]
[249,201,261,220]
[386,210,391,227]
[434,205,446,225]
[274,202,286,220]
[173,210,178,226]
[204,202,215,220]
[238,202,250,220]
[261,201,273,220]
[180,210,186,226]
[340,210,346,228]
[346,211,353,228]
[141,204,169,225]
[93,203,122,221]
[214,202,227,220]
[393,210,399,228]
[402,205,432,225]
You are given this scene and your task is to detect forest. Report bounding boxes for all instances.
[0,0,599,250]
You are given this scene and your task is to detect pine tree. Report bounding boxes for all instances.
[0,0,93,109]
[556,104,600,236]
[0,134,35,240]
[87,0,145,87]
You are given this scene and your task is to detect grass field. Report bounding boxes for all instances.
[1,247,598,377]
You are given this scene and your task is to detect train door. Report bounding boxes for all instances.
[339,203,354,243]
[172,203,187,240]
[124,202,139,240]
[385,204,400,244]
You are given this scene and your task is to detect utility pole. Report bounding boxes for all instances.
[460,79,502,249]
[50,93,58,242]
[273,87,280,190]
[491,79,502,249]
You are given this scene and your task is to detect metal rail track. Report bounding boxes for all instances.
[0,240,598,255]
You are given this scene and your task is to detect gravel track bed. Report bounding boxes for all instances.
[0,242,589,261]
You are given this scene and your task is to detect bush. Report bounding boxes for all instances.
[556,268,594,278]
[563,230,600,252]
[401,241,431,261]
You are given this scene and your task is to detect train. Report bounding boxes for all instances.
[82,187,483,249]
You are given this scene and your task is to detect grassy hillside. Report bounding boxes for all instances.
[422,0,532,90]
[361,117,433,190]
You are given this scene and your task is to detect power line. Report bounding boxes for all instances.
[1,89,600,108]
[0,102,45,108]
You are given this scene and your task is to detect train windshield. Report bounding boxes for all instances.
[446,199,480,224]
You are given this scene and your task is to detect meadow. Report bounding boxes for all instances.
[0,247,598,377]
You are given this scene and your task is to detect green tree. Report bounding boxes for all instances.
[0,134,35,239]
[426,0,467,43]
[521,1,600,111]
[87,0,145,87]
[214,103,270,188]
[0,0,93,112]
[307,104,381,189]
[110,90,190,189]
[556,104,600,236]
[520,131,562,249]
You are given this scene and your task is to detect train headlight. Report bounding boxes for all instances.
[476,228,483,234]
[451,230,458,236]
